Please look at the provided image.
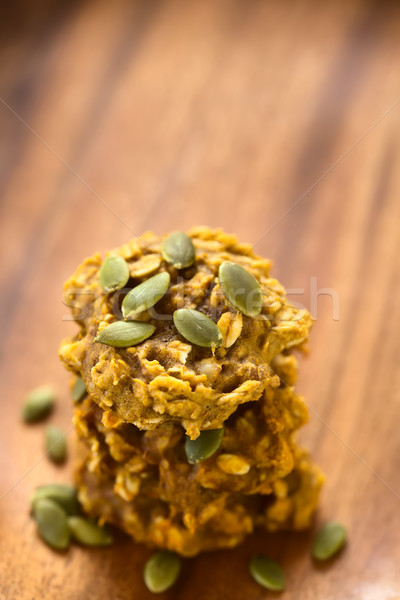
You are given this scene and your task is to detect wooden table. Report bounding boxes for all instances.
[1,0,400,598]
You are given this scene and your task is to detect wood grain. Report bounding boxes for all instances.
[1,0,400,598]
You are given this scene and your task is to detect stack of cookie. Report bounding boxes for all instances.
[59,228,323,556]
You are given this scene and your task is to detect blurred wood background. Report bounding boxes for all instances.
[1,0,400,598]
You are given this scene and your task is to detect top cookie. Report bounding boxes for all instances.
[59,227,312,438]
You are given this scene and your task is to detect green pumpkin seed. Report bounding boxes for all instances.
[218,261,263,317]
[94,321,155,347]
[72,376,87,403]
[173,309,222,348]
[99,254,130,292]
[143,551,181,593]
[122,272,170,319]
[249,555,285,592]
[31,484,80,516]
[312,521,347,560]
[33,497,70,551]
[185,428,224,464]
[68,516,113,547]
[161,231,196,269]
[23,385,55,423]
[45,426,67,464]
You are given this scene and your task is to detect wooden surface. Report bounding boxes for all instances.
[1,0,400,598]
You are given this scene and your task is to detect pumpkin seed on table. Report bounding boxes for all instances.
[33,497,70,551]
[31,484,80,516]
[94,320,155,347]
[161,231,196,269]
[143,550,181,594]
[218,261,263,317]
[122,271,170,319]
[173,309,222,348]
[45,425,67,464]
[185,427,224,464]
[249,555,285,592]
[68,516,113,547]
[72,376,87,403]
[22,385,55,423]
[99,254,130,292]
[312,521,347,560]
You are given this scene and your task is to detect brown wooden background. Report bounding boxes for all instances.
[1,0,400,598]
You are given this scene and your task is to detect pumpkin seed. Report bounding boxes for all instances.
[143,551,181,594]
[33,497,70,551]
[45,426,67,464]
[68,516,113,547]
[161,231,196,269]
[94,321,155,347]
[122,272,170,319]
[23,385,55,423]
[173,309,222,348]
[72,376,87,403]
[185,428,224,464]
[249,555,285,592]
[312,521,347,560]
[99,254,130,292]
[31,484,80,515]
[218,261,263,317]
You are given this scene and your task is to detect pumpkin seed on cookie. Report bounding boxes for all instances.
[218,261,263,316]
[173,309,222,348]
[161,231,196,269]
[94,321,155,347]
[122,272,170,319]
[72,376,87,403]
[99,255,130,292]
[185,428,224,464]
